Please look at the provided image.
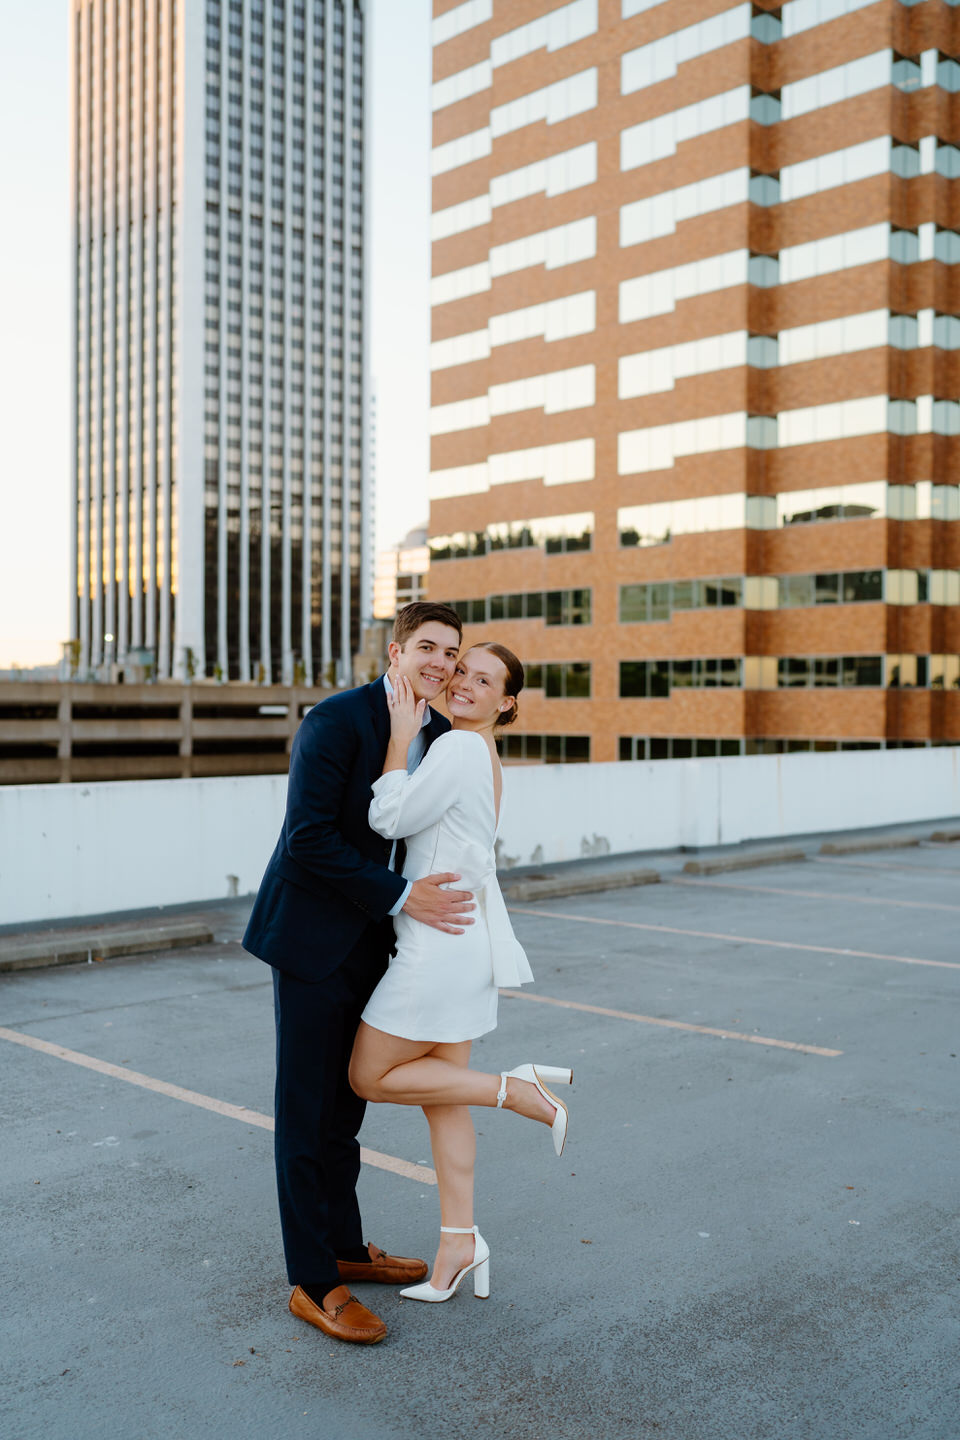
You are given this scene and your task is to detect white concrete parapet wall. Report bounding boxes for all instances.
[1,748,959,926]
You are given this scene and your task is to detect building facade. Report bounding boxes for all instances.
[428,0,960,763]
[373,525,431,619]
[70,0,371,685]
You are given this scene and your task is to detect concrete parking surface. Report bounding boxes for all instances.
[2,842,959,1440]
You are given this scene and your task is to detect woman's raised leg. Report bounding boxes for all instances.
[349,1021,557,1127]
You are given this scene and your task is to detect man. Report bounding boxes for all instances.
[242,602,473,1345]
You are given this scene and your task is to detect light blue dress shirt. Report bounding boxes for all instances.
[383,674,432,917]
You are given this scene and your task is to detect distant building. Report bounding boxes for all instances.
[374,525,430,620]
[70,0,372,686]
[428,0,960,763]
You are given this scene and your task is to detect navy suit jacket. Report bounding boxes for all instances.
[242,677,451,982]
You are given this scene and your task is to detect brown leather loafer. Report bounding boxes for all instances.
[289,1284,386,1345]
[337,1241,429,1285]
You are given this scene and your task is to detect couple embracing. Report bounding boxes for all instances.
[242,602,574,1345]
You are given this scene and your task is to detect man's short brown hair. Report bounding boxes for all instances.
[392,601,463,647]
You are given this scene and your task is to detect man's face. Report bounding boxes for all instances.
[388,622,461,704]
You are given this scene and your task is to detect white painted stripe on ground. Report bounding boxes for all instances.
[0,1026,437,1185]
[670,877,960,914]
[501,990,842,1056]
[508,906,960,972]
[812,855,960,879]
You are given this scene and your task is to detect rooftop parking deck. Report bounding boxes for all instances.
[2,839,959,1440]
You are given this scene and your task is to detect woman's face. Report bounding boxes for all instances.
[447,649,513,727]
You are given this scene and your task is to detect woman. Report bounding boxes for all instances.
[349,643,573,1304]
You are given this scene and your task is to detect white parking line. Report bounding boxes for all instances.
[0,1026,437,1185]
[670,877,960,914]
[508,906,960,972]
[501,990,842,1057]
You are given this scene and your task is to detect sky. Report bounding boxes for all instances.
[0,0,432,669]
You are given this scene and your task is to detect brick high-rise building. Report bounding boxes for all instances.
[428,0,960,764]
[70,0,371,686]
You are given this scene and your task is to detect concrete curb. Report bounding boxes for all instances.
[682,847,807,876]
[501,868,660,902]
[819,836,921,856]
[0,920,215,974]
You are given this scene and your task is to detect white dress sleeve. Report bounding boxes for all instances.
[368,731,464,839]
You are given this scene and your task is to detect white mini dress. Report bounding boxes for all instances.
[360,729,533,1043]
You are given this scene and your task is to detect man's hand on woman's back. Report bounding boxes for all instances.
[403,873,475,934]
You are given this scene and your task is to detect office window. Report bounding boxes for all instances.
[490,291,595,348]
[431,127,492,177]
[777,655,883,688]
[431,59,492,113]
[525,661,592,698]
[491,67,597,138]
[498,732,591,763]
[620,169,748,247]
[620,87,749,172]
[492,0,597,69]
[621,4,750,95]
[492,142,597,208]
[491,216,597,277]
[432,0,492,47]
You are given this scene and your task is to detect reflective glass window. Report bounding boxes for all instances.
[492,0,597,68]
[888,313,918,350]
[490,291,596,349]
[749,170,780,205]
[432,0,493,47]
[934,228,960,263]
[781,223,888,284]
[431,194,492,241]
[620,89,749,173]
[431,59,492,113]
[747,334,778,367]
[781,136,888,203]
[936,143,960,178]
[933,314,960,348]
[938,53,960,90]
[748,252,779,287]
[892,53,922,92]
[431,127,492,177]
[890,227,920,264]
[781,49,888,120]
[751,4,782,41]
[891,142,921,178]
[491,67,597,138]
[843,570,882,602]
[750,88,781,124]
[783,0,876,37]
[621,5,750,96]
[492,142,597,209]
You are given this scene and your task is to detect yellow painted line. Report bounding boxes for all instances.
[670,877,960,914]
[507,906,960,972]
[501,989,841,1057]
[0,1026,436,1186]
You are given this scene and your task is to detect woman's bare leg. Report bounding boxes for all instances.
[421,1041,477,1290]
[349,1022,556,1126]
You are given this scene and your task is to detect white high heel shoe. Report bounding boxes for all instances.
[497,1063,574,1156]
[399,1225,490,1303]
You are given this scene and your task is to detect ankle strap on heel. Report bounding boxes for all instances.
[440,1224,478,1235]
[496,1072,508,1108]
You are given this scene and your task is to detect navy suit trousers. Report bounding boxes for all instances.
[272,930,389,1292]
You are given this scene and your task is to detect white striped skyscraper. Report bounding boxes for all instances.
[70,0,371,683]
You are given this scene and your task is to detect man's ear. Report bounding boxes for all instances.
[386,640,401,670]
